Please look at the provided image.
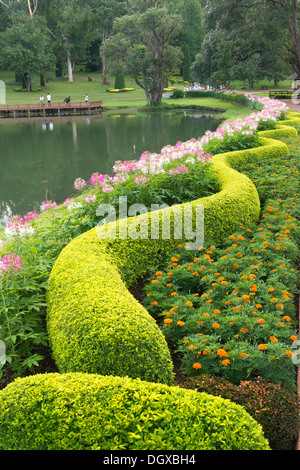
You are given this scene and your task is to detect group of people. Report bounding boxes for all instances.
[39,94,89,106]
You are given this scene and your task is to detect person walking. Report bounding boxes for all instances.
[47,93,51,105]
[40,95,44,106]
[84,94,88,104]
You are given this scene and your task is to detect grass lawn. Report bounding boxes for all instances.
[0,70,253,123]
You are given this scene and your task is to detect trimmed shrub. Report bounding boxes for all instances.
[46,229,174,384]
[0,372,270,450]
[114,74,125,90]
[181,375,299,450]
[172,89,184,99]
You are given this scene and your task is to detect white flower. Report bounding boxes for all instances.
[67,202,83,211]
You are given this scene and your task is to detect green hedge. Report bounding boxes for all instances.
[46,229,174,384]
[0,372,270,450]
[46,135,290,381]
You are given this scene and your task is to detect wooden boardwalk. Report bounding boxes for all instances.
[0,100,103,119]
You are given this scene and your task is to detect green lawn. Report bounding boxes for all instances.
[0,70,253,122]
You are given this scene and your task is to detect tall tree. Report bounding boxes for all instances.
[264,0,300,77]
[0,12,56,91]
[40,0,93,83]
[102,0,183,105]
[191,0,290,87]
[90,0,128,84]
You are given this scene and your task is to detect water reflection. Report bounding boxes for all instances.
[0,109,221,225]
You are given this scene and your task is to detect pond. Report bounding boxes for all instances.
[0,108,222,226]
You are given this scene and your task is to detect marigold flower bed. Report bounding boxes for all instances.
[143,143,299,390]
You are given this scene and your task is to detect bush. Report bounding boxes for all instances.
[0,372,270,450]
[114,74,125,90]
[181,375,299,450]
[172,89,184,99]
[46,228,174,384]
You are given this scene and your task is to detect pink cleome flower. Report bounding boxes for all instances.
[0,253,22,276]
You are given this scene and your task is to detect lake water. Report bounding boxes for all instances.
[0,108,221,226]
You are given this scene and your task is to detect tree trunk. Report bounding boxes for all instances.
[67,49,74,83]
[24,74,31,92]
[101,51,108,85]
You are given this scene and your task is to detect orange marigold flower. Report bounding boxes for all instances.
[203,349,210,355]
[212,323,220,329]
[182,340,189,344]
[222,359,230,366]
[249,274,256,279]
[186,301,193,307]
[240,353,249,358]
[270,297,278,302]
[213,309,221,314]
[177,321,185,326]
[164,318,173,325]
[217,349,229,358]
[166,283,172,287]
[270,336,278,342]
[155,271,163,276]
[193,271,199,276]
[283,315,291,322]
[241,275,248,280]
[229,235,236,239]
[233,263,239,268]
[193,362,201,369]
[151,301,158,306]
[151,279,158,284]
[170,306,178,311]
[258,344,268,350]
[291,335,298,341]
[171,292,178,296]
[277,303,284,309]
[257,318,265,324]
[256,304,263,309]
[285,350,293,357]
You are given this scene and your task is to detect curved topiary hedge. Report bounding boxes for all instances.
[0,372,270,450]
[46,228,174,384]
[46,134,290,381]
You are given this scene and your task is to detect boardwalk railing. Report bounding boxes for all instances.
[0,100,103,118]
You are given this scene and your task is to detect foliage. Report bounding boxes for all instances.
[102,0,184,105]
[181,375,299,450]
[191,0,292,87]
[0,372,270,450]
[0,12,56,91]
